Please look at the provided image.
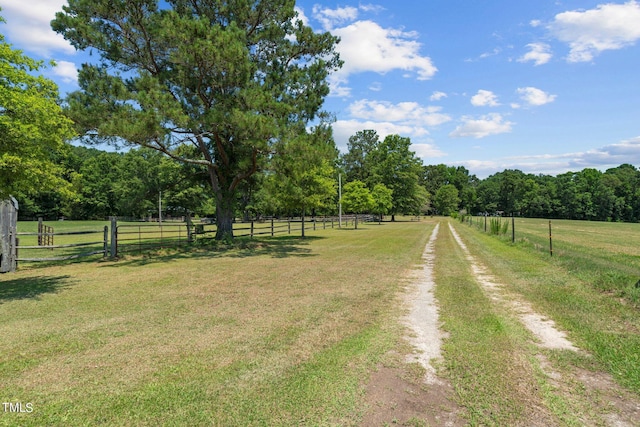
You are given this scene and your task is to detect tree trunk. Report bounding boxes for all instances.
[215,190,235,240]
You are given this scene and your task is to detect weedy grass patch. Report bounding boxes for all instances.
[0,221,434,426]
[458,218,640,396]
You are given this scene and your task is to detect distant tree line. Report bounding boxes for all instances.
[18,130,640,224]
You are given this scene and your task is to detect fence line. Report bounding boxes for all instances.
[12,214,376,265]
[16,226,108,263]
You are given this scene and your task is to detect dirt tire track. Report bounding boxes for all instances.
[362,220,640,426]
[448,221,640,427]
[361,223,465,426]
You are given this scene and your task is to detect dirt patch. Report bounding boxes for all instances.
[361,364,464,427]
[404,224,444,383]
[361,224,464,426]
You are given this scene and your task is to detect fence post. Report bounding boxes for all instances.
[288,219,291,234]
[484,214,487,232]
[250,221,254,238]
[549,220,553,256]
[103,226,108,257]
[38,217,43,246]
[186,214,193,243]
[512,214,515,243]
[110,217,118,258]
[271,218,274,237]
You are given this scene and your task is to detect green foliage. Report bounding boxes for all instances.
[259,121,338,217]
[434,184,460,216]
[371,183,393,216]
[17,146,215,220]
[52,0,341,238]
[340,129,380,183]
[489,217,509,235]
[0,17,75,199]
[342,180,374,214]
[368,134,425,216]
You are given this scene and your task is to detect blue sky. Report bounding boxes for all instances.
[2,0,639,178]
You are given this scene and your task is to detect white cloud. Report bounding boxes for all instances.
[332,98,451,155]
[349,99,451,127]
[471,90,500,107]
[333,119,428,149]
[312,5,359,31]
[548,1,640,62]
[328,20,437,97]
[517,87,557,106]
[449,113,513,139]
[430,91,447,101]
[368,82,383,92]
[457,136,640,177]
[0,0,75,57]
[518,43,552,66]
[332,119,445,160]
[412,143,446,159]
[52,60,78,83]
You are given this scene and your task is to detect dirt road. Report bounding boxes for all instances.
[361,219,640,426]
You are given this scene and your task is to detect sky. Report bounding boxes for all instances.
[1,0,639,178]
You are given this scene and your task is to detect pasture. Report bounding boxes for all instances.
[1,217,640,425]
[1,220,431,426]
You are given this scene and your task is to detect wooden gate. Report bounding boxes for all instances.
[0,197,18,273]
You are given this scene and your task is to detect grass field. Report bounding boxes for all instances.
[2,217,640,425]
[1,220,431,426]
[464,217,640,393]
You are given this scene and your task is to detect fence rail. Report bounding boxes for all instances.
[12,214,375,266]
[16,226,108,263]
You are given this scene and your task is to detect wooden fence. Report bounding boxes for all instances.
[9,214,374,266]
[16,227,109,263]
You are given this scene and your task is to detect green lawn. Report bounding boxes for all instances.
[464,217,640,393]
[1,220,433,426]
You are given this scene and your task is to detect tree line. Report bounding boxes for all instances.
[17,130,640,224]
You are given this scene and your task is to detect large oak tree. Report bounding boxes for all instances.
[52,0,341,239]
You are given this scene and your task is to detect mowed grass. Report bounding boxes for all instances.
[433,221,554,426]
[0,220,433,426]
[462,217,640,395]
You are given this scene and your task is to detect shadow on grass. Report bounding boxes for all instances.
[102,235,323,268]
[0,275,73,303]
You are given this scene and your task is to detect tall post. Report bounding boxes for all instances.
[38,217,43,246]
[110,216,118,258]
[512,214,515,243]
[338,173,342,228]
[549,220,553,257]
[158,191,162,226]
[271,218,274,237]
[186,213,193,243]
[103,226,108,257]
[484,213,487,232]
